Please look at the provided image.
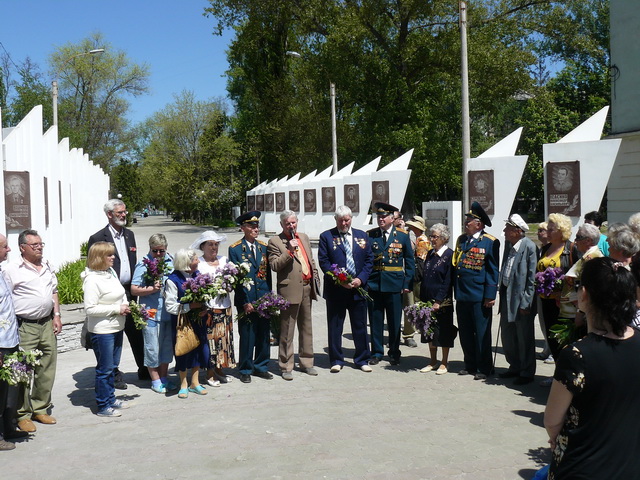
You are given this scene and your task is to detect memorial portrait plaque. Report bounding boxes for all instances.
[247,195,256,211]
[289,191,300,212]
[425,209,449,229]
[322,187,336,213]
[256,194,265,211]
[344,184,359,213]
[304,189,317,213]
[4,171,31,230]
[371,181,389,205]
[265,193,274,212]
[468,170,494,215]
[547,161,581,216]
[275,192,285,212]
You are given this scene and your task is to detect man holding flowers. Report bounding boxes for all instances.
[229,211,273,384]
[318,206,373,373]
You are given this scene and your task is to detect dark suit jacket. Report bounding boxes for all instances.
[366,226,415,293]
[452,231,500,303]
[420,247,454,303]
[498,237,538,322]
[317,227,373,301]
[267,231,319,304]
[228,238,272,307]
[88,225,137,281]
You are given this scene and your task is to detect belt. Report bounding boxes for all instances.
[17,314,52,325]
[302,279,311,285]
[373,266,403,272]
[210,308,229,315]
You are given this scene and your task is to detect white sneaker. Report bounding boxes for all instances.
[111,400,129,410]
[330,365,342,373]
[420,364,436,373]
[97,407,121,417]
[360,365,372,373]
[543,355,555,364]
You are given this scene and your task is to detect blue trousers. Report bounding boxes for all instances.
[91,331,123,411]
[456,301,493,375]
[237,314,271,375]
[327,297,371,367]
[369,291,402,361]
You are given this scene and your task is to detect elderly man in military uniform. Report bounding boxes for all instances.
[453,202,500,380]
[367,202,415,366]
[229,211,273,384]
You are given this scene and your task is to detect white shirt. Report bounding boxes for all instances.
[82,268,127,334]
[3,257,57,319]
[501,238,522,287]
[108,224,132,284]
[0,267,18,348]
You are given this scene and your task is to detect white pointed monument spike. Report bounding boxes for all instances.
[353,156,381,175]
[379,149,414,171]
[275,175,289,185]
[284,173,301,185]
[558,106,609,143]
[333,161,354,178]
[478,127,523,158]
[299,169,317,183]
[315,165,333,180]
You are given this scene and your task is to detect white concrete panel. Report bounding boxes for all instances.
[558,106,609,143]
[478,128,522,158]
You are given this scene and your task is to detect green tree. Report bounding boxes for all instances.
[6,62,53,129]
[50,32,150,170]
[109,158,144,217]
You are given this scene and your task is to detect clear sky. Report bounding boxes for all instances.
[1,0,233,125]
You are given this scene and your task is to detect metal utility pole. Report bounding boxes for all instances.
[330,82,338,175]
[459,1,470,212]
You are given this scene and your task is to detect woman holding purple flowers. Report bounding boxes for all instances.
[537,214,578,386]
[165,249,209,399]
[418,224,456,375]
[191,231,236,387]
[131,234,174,394]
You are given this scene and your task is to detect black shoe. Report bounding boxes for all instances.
[368,357,380,366]
[514,376,534,385]
[240,374,252,383]
[138,369,151,380]
[253,371,273,380]
[389,358,400,366]
[4,430,29,440]
[498,371,519,379]
[115,380,128,390]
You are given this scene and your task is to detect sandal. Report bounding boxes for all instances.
[188,385,208,395]
[178,388,189,399]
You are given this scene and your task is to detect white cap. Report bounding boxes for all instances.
[505,214,529,232]
[190,230,227,250]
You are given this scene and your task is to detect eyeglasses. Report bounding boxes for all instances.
[112,210,128,216]
[151,249,166,254]
[574,236,586,241]
[429,235,440,239]
[23,242,45,249]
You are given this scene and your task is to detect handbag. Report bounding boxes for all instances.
[80,317,93,350]
[174,307,200,356]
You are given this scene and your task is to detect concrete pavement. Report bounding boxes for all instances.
[2,216,552,479]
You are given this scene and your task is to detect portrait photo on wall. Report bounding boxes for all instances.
[256,194,265,211]
[547,161,581,216]
[289,191,300,212]
[344,184,359,213]
[275,192,285,212]
[265,193,275,212]
[304,189,317,213]
[4,171,31,230]
[468,170,495,215]
[247,195,256,211]
[371,180,389,206]
[322,187,336,213]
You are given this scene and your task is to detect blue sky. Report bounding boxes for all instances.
[1,0,233,125]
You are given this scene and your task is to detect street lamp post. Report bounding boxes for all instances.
[286,51,338,175]
[52,48,105,128]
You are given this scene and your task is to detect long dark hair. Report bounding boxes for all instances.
[581,257,638,336]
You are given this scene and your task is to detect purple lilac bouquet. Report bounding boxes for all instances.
[238,292,291,322]
[129,301,157,330]
[535,267,565,296]
[181,273,217,304]
[141,257,171,284]
[0,349,42,386]
[403,300,451,339]
[327,264,373,302]
[212,262,253,297]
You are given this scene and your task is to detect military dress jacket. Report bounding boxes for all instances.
[366,227,415,293]
[452,231,500,303]
[228,238,272,308]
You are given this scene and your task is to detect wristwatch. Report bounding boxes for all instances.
[54,312,61,316]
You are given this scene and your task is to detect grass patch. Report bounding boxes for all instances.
[57,259,86,305]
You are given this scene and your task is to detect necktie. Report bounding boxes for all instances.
[343,233,356,276]
[249,244,256,259]
[382,230,388,244]
[293,236,310,276]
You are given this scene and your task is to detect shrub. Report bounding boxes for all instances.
[57,259,86,305]
[80,242,88,257]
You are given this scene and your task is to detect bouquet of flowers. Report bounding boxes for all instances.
[211,262,253,297]
[238,292,291,322]
[0,349,42,386]
[327,264,373,302]
[535,267,565,296]
[403,300,451,339]
[129,301,157,330]
[141,257,172,284]
[181,273,217,304]
[550,318,578,347]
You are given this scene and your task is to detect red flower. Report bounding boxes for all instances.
[130,247,137,252]
[337,273,348,282]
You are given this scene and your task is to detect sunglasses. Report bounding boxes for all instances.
[151,249,166,254]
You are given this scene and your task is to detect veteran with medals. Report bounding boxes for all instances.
[228,211,273,383]
[367,202,415,366]
[452,202,500,380]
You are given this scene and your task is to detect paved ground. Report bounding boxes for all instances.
[3,216,552,479]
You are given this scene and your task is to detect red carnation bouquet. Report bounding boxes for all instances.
[327,263,373,302]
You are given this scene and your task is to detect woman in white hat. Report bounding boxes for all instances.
[190,231,236,386]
